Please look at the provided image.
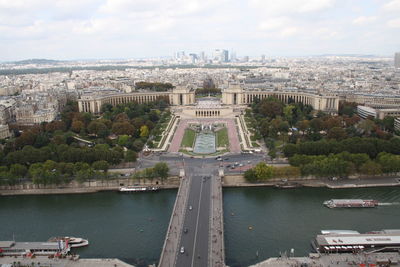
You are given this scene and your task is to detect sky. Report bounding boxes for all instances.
[0,0,399,61]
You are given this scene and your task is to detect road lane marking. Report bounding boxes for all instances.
[191,176,204,267]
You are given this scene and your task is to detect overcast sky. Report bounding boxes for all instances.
[0,0,399,61]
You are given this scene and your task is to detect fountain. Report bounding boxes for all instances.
[193,124,216,154]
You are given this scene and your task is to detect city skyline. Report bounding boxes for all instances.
[0,0,400,61]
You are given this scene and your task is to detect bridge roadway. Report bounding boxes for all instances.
[158,160,225,267]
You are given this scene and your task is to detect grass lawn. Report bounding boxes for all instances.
[216,127,229,147]
[251,142,260,147]
[181,128,196,148]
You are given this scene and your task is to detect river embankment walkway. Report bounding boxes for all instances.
[250,252,400,267]
[222,175,400,189]
[0,257,134,267]
[1,175,400,196]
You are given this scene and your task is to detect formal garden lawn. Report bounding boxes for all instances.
[216,127,229,148]
[181,128,196,148]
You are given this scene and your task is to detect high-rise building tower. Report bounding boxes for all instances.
[222,50,229,62]
[395,52,400,68]
[213,49,229,62]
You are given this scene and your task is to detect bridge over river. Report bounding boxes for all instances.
[158,162,225,267]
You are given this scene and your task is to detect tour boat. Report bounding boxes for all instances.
[323,199,378,208]
[119,186,160,192]
[48,237,89,248]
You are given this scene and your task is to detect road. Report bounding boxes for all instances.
[175,163,216,267]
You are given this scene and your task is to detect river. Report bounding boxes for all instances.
[1,187,400,267]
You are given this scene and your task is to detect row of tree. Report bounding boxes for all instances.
[289,152,400,177]
[132,162,169,183]
[0,160,111,186]
[195,88,221,96]
[135,82,174,91]
[283,137,400,159]
[2,144,136,166]
[243,162,301,182]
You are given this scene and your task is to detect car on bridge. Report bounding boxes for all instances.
[180,246,185,254]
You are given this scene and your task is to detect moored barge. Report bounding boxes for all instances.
[0,240,69,257]
[312,229,400,253]
[323,199,378,208]
[119,185,160,192]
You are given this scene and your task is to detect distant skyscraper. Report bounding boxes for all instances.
[175,51,185,60]
[230,51,236,62]
[189,53,198,64]
[222,50,229,62]
[395,52,400,68]
[213,49,229,62]
[200,51,206,61]
[261,54,266,63]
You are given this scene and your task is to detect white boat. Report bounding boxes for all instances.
[321,230,360,235]
[48,237,89,248]
[119,186,159,192]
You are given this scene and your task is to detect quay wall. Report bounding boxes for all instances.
[1,173,400,196]
[0,176,180,196]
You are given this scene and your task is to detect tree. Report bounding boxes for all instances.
[92,160,109,172]
[118,135,131,146]
[259,101,283,118]
[71,120,84,133]
[45,121,66,132]
[268,149,277,159]
[253,162,274,180]
[125,150,137,162]
[327,127,347,140]
[283,105,295,125]
[358,119,376,136]
[112,122,135,136]
[310,118,323,132]
[283,144,298,158]
[87,121,108,137]
[244,168,257,182]
[140,125,149,137]
[154,162,169,182]
[360,161,382,176]
[297,120,310,136]
[9,164,27,177]
[132,139,144,152]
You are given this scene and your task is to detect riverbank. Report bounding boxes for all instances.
[249,252,400,267]
[0,256,134,267]
[222,174,400,189]
[0,177,180,196]
[1,174,400,196]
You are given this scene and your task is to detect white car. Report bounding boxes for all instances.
[189,205,193,210]
[180,246,185,254]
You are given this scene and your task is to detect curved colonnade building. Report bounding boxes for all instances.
[77,83,400,117]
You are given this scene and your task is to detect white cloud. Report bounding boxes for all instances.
[382,0,400,12]
[279,27,300,37]
[387,18,400,28]
[145,17,175,32]
[258,17,291,31]
[250,0,335,15]
[352,16,377,25]
[0,0,399,60]
[313,28,340,39]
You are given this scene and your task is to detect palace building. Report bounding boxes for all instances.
[78,83,341,117]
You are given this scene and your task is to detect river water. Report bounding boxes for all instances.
[1,187,400,267]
